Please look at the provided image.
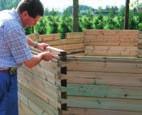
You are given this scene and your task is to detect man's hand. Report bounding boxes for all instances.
[27,38,49,51]
[36,42,49,51]
[42,51,54,61]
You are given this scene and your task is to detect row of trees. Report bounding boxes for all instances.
[1,0,142,36]
[25,2,142,35]
[25,11,142,35]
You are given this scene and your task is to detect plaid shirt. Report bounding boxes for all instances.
[0,9,32,68]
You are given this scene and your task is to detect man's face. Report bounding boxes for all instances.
[20,11,41,27]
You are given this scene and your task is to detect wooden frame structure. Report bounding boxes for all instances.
[19,30,142,115]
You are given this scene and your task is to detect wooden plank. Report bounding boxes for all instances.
[61,71,142,86]
[20,83,60,110]
[19,71,60,101]
[20,60,60,79]
[47,38,84,46]
[84,30,119,36]
[62,84,142,99]
[66,32,84,39]
[65,59,142,73]
[64,96,142,112]
[39,33,60,42]
[54,43,84,52]
[20,85,60,115]
[19,72,60,109]
[19,101,36,115]
[84,41,137,46]
[84,30,139,36]
[19,68,61,109]
[18,65,60,85]
[67,48,84,54]
[84,35,137,42]
[62,108,142,115]
[31,46,64,58]
[20,94,55,115]
[28,33,60,42]
[65,55,142,63]
[85,46,137,56]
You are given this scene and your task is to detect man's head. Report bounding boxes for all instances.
[17,0,44,27]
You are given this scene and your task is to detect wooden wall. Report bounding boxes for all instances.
[29,32,84,55]
[61,56,142,115]
[19,30,142,115]
[18,48,67,115]
[84,30,139,56]
[29,30,142,57]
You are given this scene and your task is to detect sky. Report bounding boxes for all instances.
[40,0,134,11]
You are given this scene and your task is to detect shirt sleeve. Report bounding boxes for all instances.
[5,22,32,65]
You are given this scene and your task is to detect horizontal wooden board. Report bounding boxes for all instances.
[65,58,142,73]
[54,43,84,52]
[62,84,142,99]
[63,96,142,112]
[18,71,60,101]
[66,32,84,39]
[47,38,84,46]
[19,101,36,115]
[61,71,142,86]
[28,33,60,42]
[84,30,139,36]
[62,107,142,115]
[18,65,60,85]
[20,85,60,115]
[85,46,137,56]
[19,82,60,110]
[20,94,56,115]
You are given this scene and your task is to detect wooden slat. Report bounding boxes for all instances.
[85,46,137,56]
[65,58,142,73]
[18,64,60,85]
[62,84,142,99]
[19,71,60,101]
[84,30,139,36]
[20,94,55,115]
[19,81,60,110]
[20,85,60,115]
[19,101,36,115]
[62,108,142,115]
[31,46,64,58]
[66,32,84,39]
[54,43,84,52]
[63,96,142,112]
[47,38,84,46]
[61,71,142,86]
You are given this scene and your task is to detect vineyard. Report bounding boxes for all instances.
[1,0,142,35]
[25,13,142,35]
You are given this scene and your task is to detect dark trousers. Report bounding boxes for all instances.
[0,71,18,115]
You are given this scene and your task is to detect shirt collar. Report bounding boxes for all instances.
[12,9,24,28]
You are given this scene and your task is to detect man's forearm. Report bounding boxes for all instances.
[27,37,38,48]
[24,54,43,68]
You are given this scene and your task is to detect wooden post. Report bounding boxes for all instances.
[73,0,79,32]
[124,0,130,29]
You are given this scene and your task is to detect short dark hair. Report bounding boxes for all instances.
[17,0,44,18]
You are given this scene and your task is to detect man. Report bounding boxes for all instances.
[0,0,54,115]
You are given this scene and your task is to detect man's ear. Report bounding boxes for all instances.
[21,11,29,18]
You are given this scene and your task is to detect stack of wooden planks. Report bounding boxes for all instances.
[29,32,85,55]
[18,47,67,115]
[18,30,142,115]
[84,30,139,57]
[61,55,142,115]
